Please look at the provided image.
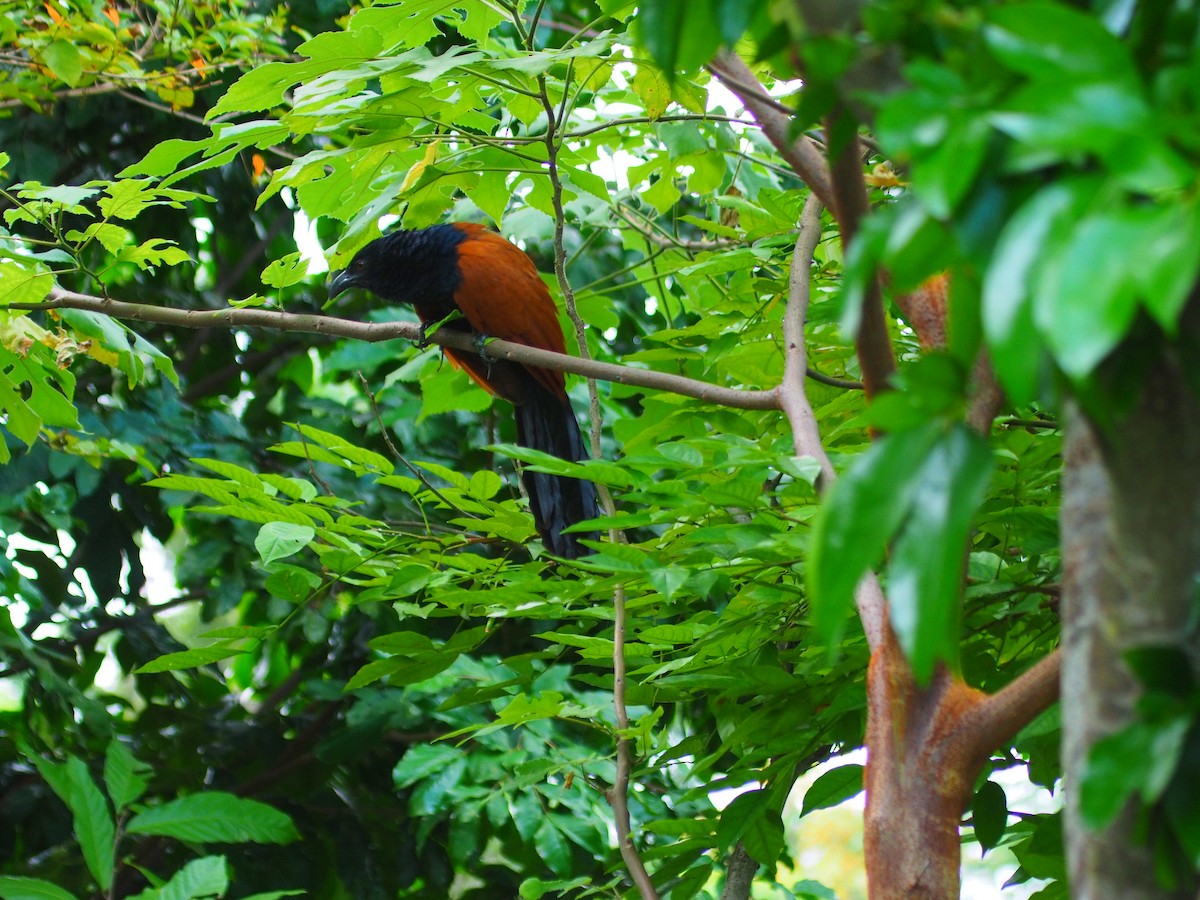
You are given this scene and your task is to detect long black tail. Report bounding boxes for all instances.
[513,384,598,558]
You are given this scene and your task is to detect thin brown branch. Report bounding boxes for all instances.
[535,55,657,900]
[777,194,833,484]
[708,51,835,212]
[825,110,895,396]
[963,649,1063,758]
[773,193,887,652]
[20,288,779,411]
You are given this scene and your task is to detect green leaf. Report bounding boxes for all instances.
[800,765,864,816]
[535,819,571,876]
[1133,200,1200,333]
[715,792,772,854]
[41,41,83,87]
[808,421,942,644]
[104,741,150,812]
[888,425,993,681]
[127,792,299,844]
[35,757,115,891]
[985,4,1136,82]
[0,261,54,306]
[130,856,228,900]
[635,0,722,78]
[134,643,250,674]
[115,238,192,270]
[65,223,130,254]
[0,877,78,900]
[982,181,1092,403]
[1036,207,1142,379]
[1080,716,1188,829]
[255,522,315,566]
[261,252,311,289]
[393,744,467,789]
[518,878,591,900]
[972,780,1008,853]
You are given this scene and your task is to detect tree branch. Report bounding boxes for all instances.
[708,51,836,212]
[720,843,759,900]
[964,649,1063,762]
[777,194,833,485]
[825,111,895,397]
[24,288,779,411]
[533,45,657,899]
[775,194,887,651]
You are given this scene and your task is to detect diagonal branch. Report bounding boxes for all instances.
[962,649,1062,760]
[708,51,835,212]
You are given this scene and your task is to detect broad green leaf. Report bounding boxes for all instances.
[393,744,467,789]
[982,179,1096,403]
[972,780,1008,853]
[1079,723,1154,828]
[715,788,770,852]
[131,856,228,900]
[518,878,592,900]
[0,877,78,900]
[65,223,129,254]
[0,261,54,306]
[535,819,571,877]
[41,41,83,87]
[104,741,150,811]
[888,425,993,681]
[1036,207,1142,379]
[635,0,722,78]
[127,793,299,844]
[261,252,310,289]
[118,138,207,177]
[264,564,322,602]
[800,765,864,816]
[808,421,943,643]
[1133,200,1200,333]
[115,238,192,270]
[255,522,315,566]
[37,757,115,891]
[985,4,1136,82]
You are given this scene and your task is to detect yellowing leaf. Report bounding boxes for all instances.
[401,139,441,193]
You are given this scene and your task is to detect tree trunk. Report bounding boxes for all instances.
[1061,342,1200,898]
[863,633,990,898]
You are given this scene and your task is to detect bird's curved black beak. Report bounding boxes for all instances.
[328,268,356,299]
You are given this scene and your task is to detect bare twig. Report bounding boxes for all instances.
[19,288,780,410]
[531,38,657,897]
[708,51,835,212]
[826,110,895,397]
[776,195,833,485]
[773,194,886,650]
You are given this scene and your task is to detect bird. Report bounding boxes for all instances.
[329,222,598,558]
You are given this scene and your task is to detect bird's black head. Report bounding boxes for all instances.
[329,224,467,309]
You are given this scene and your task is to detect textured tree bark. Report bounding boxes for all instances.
[1061,341,1200,898]
[863,633,990,899]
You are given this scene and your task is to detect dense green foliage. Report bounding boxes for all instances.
[1,0,1195,897]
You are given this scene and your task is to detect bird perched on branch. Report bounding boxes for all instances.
[329,222,598,558]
